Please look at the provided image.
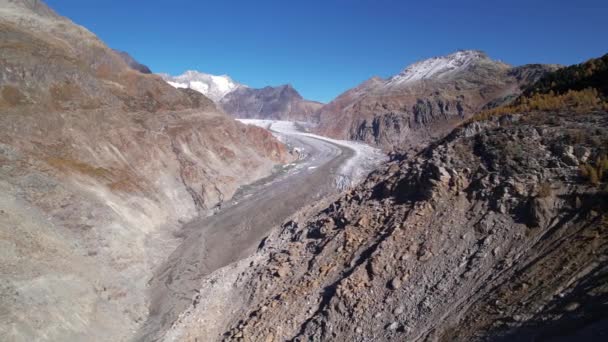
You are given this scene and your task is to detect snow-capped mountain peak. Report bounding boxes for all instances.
[160,70,244,102]
[386,50,489,86]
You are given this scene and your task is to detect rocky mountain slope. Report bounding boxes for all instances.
[166,109,608,342]
[0,1,291,341]
[162,59,608,341]
[316,50,559,151]
[159,70,242,102]
[522,52,608,97]
[220,84,323,121]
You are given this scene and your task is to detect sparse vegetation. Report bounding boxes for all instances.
[579,154,608,186]
[46,157,112,179]
[46,157,144,193]
[108,178,145,193]
[50,81,82,102]
[469,54,608,123]
[538,182,552,198]
[95,62,116,80]
[1,85,25,106]
[523,53,608,98]
[470,88,606,122]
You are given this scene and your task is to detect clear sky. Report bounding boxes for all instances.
[45,0,608,103]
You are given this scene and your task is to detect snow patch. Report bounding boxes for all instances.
[167,81,188,89]
[386,50,487,86]
[160,71,243,102]
[209,75,234,93]
[188,81,210,95]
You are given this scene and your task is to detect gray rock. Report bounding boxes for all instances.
[389,277,402,290]
[394,306,405,315]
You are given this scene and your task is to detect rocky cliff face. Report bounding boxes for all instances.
[316,50,559,151]
[0,1,291,341]
[220,84,323,122]
[164,109,608,341]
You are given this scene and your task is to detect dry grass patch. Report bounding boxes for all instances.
[579,154,608,186]
[46,157,146,193]
[1,85,26,107]
[471,88,606,122]
[46,157,112,179]
[49,81,82,102]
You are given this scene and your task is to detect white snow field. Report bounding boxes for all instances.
[160,71,242,102]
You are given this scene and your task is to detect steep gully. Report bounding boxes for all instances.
[138,121,385,340]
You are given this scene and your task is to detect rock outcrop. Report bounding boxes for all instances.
[165,109,608,341]
[220,84,323,122]
[316,50,559,151]
[0,1,291,341]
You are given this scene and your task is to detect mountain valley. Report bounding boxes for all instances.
[0,1,607,342]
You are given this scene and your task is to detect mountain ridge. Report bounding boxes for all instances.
[386,50,499,86]
[315,50,560,151]
[220,83,324,121]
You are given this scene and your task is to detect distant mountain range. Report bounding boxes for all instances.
[160,51,561,150]
[159,51,561,149]
[160,71,323,121]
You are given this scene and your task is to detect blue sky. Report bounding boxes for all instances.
[46,0,608,103]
